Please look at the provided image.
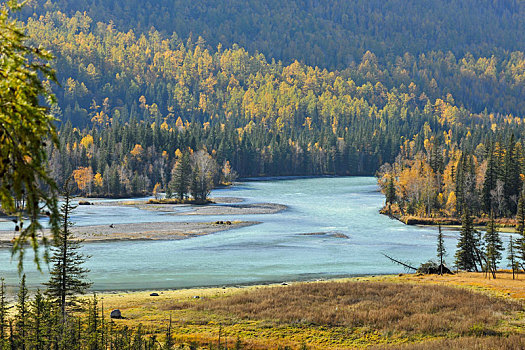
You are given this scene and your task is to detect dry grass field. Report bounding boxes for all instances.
[98,272,525,349]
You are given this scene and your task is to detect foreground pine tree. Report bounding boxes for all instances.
[29,289,54,349]
[516,192,525,269]
[45,184,92,320]
[508,236,518,279]
[14,275,28,349]
[0,278,7,348]
[436,225,446,275]
[455,209,481,272]
[484,214,503,279]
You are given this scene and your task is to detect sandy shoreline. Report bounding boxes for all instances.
[0,196,286,246]
[0,220,259,246]
[98,197,287,216]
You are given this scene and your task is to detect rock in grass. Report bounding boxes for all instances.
[150,292,159,296]
[110,309,123,319]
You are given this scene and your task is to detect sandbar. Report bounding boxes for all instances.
[0,220,259,246]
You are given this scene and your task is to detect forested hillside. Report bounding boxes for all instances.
[20,0,525,116]
[378,134,525,218]
[22,9,520,193]
[22,0,525,68]
[11,1,525,198]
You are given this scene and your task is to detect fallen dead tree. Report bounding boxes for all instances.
[382,253,418,271]
[382,253,453,275]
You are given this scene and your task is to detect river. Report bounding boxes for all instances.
[0,177,460,291]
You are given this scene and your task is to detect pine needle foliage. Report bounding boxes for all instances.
[455,209,480,272]
[45,184,92,319]
[0,0,60,269]
[484,214,503,279]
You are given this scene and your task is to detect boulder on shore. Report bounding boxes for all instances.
[110,309,123,319]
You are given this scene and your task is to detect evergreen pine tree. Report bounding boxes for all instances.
[165,185,173,199]
[170,152,191,200]
[508,235,518,279]
[454,209,479,271]
[87,293,101,349]
[190,167,202,201]
[45,184,92,320]
[15,274,28,350]
[29,289,52,349]
[455,156,466,215]
[516,191,525,269]
[484,214,503,279]
[437,224,446,274]
[503,135,520,214]
[385,176,396,209]
[0,278,6,348]
[482,150,497,213]
[164,315,173,350]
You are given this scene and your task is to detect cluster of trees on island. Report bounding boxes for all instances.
[51,121,237,199]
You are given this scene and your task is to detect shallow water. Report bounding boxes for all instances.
[0,177,461,291]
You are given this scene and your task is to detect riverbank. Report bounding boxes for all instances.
[96,272,525,349]
[0,220,259,245]
[0,196,287,245]
[380,208,517,232]
[94,196,287,216]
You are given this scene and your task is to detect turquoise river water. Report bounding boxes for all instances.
[0,177,463,291]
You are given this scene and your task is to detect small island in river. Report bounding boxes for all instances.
[0,197,286,245]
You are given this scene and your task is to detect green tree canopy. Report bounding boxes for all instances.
[0,0,59,266]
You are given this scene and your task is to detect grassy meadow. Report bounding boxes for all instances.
[96,273,525,349]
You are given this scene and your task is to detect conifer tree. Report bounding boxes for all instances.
[29,289,52,349]
[87,294,101,349]
[0,278,6,348]
[454,209,479,271]
[0,0,60,264]
[516,192,525,269]
[15,274,28,350]
[508,235,518,279]
[503,135,520,214]
[385,176,396,210]
[165,186,173,199]
[484,214,503,279]
[482,150,497,213]
[170,152,191,200]
[454,155,467,215]
[164,315,173,350]
[45,184,92,320]
[190,168,203,202]
[436,225,446,275]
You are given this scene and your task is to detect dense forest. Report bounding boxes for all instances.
[18,0,525,116]
[378,134,525,219]
[20,0,525,69]
[4,1,524,199]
